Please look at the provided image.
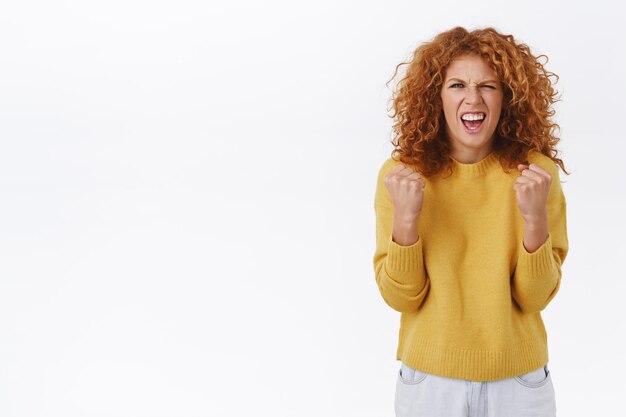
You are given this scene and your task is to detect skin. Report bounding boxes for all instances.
[440,53,503,163]
[384,164,424,246]
[385,53,552,253]
[515,163,551,253]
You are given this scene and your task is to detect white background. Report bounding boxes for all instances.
[0,0,623,416]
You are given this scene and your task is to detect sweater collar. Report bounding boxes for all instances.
[449,150,500,178]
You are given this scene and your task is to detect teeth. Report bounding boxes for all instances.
[461,113,485,121]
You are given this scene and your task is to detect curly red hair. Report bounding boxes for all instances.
[386,26,570,178]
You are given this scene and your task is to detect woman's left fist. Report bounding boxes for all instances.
[513,163,551,223]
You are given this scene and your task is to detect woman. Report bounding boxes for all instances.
[373,26,570,417]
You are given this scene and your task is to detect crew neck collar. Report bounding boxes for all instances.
[449,150,500,178]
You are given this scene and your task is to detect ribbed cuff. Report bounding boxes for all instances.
[385,236,424,284]
[517,233,556,276]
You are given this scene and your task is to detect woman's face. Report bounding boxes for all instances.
[440,54,504,159]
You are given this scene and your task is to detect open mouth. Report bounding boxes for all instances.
[460,113,486,133]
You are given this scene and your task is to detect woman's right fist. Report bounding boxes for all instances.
[384,164,426,221]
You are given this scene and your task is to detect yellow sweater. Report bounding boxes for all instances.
[373,150,568,382]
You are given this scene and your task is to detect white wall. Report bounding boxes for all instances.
[0,0,622,416]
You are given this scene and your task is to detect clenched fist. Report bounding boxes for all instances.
[513,163,551,224]
[384,164,426,222]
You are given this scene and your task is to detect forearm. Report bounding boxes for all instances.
[392,212,420,246]
[522,212,549,253]
[374,205,429,314]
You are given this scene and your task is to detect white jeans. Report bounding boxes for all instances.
[395,361,556,417]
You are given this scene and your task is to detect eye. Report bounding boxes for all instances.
[449,83,497,89]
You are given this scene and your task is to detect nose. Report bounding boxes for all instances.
[464,84,484,105]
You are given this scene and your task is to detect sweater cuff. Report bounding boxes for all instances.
[517,233,556,276]
[385,236,424,283]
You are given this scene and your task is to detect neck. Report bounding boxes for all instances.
[450,148,494,164]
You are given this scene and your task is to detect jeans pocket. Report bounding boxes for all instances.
[395,362,430,417]
[398,361,429,385]
[514,363,551,388]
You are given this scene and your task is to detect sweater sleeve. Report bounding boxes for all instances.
[510,160,569,314]
[373,159,430,313]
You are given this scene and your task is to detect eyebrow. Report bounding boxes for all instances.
[446,78,499,84]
